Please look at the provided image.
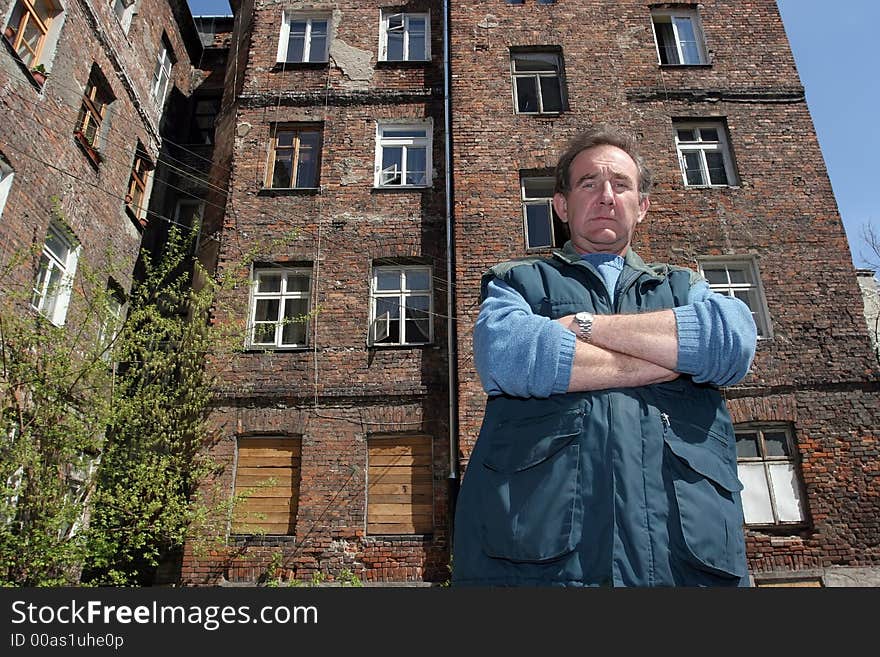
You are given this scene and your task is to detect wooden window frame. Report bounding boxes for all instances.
[4,0,58,68]
[125,146,153,225]
[265,124,322,189]
[367,435,433,535]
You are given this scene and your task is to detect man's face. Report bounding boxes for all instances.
[552,144,649,256]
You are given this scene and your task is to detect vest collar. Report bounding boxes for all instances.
[552,242,665,282]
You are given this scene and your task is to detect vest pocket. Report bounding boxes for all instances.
[479,409,583,563]
[663,424,747,579]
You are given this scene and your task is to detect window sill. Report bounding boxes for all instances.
[659,63,713,69]
[375,59,431,68]
[682,184,741,190]
[271,61,329,71]
[257,187,321,197]
[368,342,434,350]
[515,110,566,119]
[73,131,102,169]
[371,185,432,193]
[243,345,313,353]
[2,35,48,92]
[125,204,147,232]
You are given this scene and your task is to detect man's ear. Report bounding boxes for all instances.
[636,195,650,223]
[552,192,568,222]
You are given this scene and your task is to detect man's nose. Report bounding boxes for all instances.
[599,180,614,203]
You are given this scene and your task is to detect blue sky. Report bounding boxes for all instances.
[185,1,879,269]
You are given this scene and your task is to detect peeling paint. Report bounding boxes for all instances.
[331,39,374,89]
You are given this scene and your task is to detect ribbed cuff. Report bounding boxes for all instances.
[552,329,577,394]
[673,305,702,375]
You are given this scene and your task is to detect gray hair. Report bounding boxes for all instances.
[554,124,653,198]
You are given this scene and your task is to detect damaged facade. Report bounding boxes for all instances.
[141,1,877,587]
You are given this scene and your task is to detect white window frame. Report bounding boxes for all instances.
[521,175,563,251]
[98,284,125,363]
[674,121,737,187]
[276,13,330,64]
[374,121,432,188]
[0,158,13,219]
[735,423,807,527]
[651,9,707,65]
[510,50,565,115]
[698,257,772,339]
[31,220,80,326]
[247,266,312,349]
[369,265,433,347]
[111,0,136,34]
[379,10,430,62]
[150,39,173,104]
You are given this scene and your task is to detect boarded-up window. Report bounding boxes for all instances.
[233,437,301,535]
[367,435,433,535]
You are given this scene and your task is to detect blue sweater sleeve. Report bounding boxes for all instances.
[672,281,758,386]
[473,279,575,398]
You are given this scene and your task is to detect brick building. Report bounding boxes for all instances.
[0,0,203,308]
[0,0,208,552]
[181,0,880,587]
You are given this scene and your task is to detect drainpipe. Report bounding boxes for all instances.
[442,0,460,542]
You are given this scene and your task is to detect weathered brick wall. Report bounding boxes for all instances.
[450,0,880,581]
[182,0,451,584]
[0,0,196,315]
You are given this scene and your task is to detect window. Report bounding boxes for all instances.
[98,283,125,362]
[248,266,312,349]
[521,175,566,250]
[651,9,707,65]
[232,437,302,535]
[4,0,61,68]
[735,424,806,527]
[698,258,771,338]
[74,66,113,163]
[150,37,174,104]
[379,11,429,62]
[111,0,136,34]
[674,121,736,187]
[190,96,220,145]
[0,157,12,219]
[510,50,565,114]
[265,124,322,189]
[367,435,433,535]
[173,198,204,230]
[31,220,80,326]
[277,14,329,63]
[125,144,153,225]
[374,122,432,188]
[370,265,432,346]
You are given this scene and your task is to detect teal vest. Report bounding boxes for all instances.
[453,247,749,587]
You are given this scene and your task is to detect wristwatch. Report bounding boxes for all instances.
[574,311,594,343]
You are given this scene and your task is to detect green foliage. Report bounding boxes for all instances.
[0,225,229,586]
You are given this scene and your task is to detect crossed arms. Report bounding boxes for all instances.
[473,278,757,398]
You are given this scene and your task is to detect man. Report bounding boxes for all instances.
[452,125,757,586]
